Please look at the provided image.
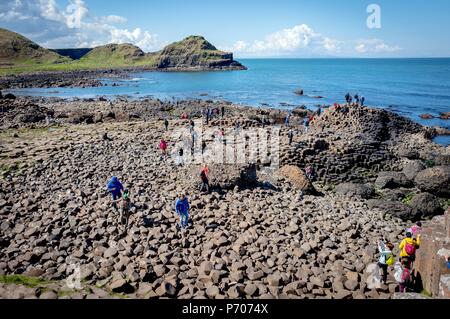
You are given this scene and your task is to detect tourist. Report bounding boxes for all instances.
[361,96,365,106]
[399,230,421,263]
[164,118,169,131]
[411,221,422,238]
[114,189,131,228]
[199,165,210,193]
[159,139,168,159]
[288,129,294,145]
[304,118,310,133]
[394,259,412,293]
[177,147,184,166]
[285,114,290,126]
[221,106,225,118]
[345,93,350,104]
[201,140,207,155]
[305,166,315,181]
[354,94,360,105]
[190,119,195,128]
[175,193,190,229]
[378,240,395,284]
[316,107,322,116]
[106,176,124,210]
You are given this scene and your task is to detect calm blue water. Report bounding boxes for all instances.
[8,58,450,145]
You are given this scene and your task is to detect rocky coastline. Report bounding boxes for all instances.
[0,95,449,299]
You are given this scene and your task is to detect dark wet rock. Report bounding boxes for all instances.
[409,192,443,218]
[375,171,412,189]
[402,161,426,181]
[414,166,450,197]
[335,183,374,199]
[367,199,416,221]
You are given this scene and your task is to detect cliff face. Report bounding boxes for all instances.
[415,208,450,298]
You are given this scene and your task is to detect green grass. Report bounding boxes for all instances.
[402,192,415,205]
[424,159,436,168]
[0,275,54,288]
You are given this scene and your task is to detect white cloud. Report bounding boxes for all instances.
[0,0,161,51]
[227,24,342,56]
[355,39,402,54]
[101,15,127,24]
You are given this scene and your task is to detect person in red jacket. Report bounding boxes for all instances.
[200,164,210,193]
[159,139,168,159]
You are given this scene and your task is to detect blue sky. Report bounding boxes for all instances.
[1,0,449,57]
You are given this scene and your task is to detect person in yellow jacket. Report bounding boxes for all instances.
[399,230,421,263]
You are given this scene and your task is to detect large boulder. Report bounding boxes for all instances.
[335,183,374,199]
[409,192,443,218]
[367,199,417,221]
[414,166,450,197]
[402,160,426,181]
[185,163,257,190]
[277,165,316,194]
[375,171,413,189]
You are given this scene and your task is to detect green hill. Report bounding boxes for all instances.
[0,29,245,75]
[0,28,70,67]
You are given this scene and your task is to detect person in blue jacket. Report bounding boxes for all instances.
[175,193,190,229]
[107,176,123,201]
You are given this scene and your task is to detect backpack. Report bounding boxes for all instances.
[405,242,416,256]
[401,267,411,284]
[386,254,395,266]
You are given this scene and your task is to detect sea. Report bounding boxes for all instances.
[8,58,450,145]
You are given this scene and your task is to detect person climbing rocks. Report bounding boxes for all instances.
[399,230,421,264]
[304,118,310,133]
[113,189,131,230]
[159,139,168,159]
[305,166,315,181]
[288,129,294,145]
[394,258,412,293]
[199,165,210,193]
[107,176,124,209]
[175,193,190,229]
[411,221,422,238]
[164,118,169,131]
[378,240,395,284]
[177,147,184,166]
[201,140,207,155]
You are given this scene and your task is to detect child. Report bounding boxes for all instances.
[410,221,422,238]
[394,259,412,293]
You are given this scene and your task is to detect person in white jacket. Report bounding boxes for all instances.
[378,240,394,284]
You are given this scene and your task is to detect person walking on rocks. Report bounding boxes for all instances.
[177,147,185,166]
[305,165,315,181]
[378,240,395,284]
[164,118,169,131]
[304,118,309,133]
[175,193,190,229]
[399,230,421,264]
[394,259,412,293]
[360,96,365,106]
[345,93,350,104]
[354,94,360,105]
[288,129,294,145]
[410,221,422,239]
[159,139,168,160]
[199,165,210,193]
[221,106,225,118]
[107,176,124,209]
[113,189,131,230]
